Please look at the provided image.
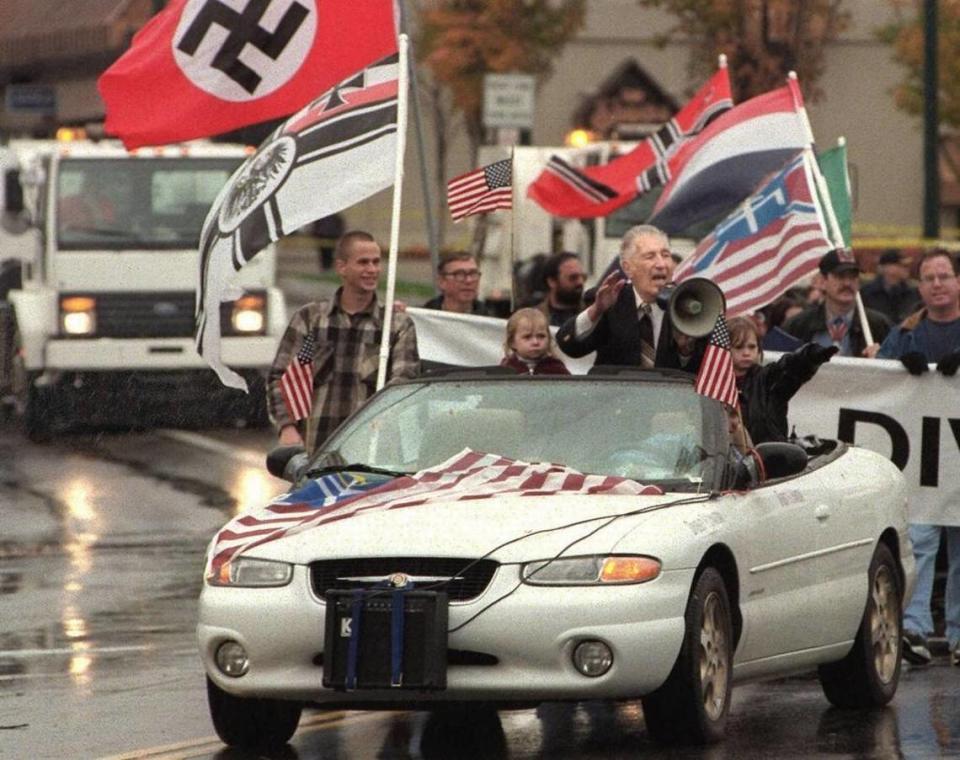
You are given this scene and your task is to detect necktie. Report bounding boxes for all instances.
[828,316,848,345]
[638,302,655,368]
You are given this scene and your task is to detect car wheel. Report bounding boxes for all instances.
[817,542,902,708]
[206,676,302,749]
[641,567,733,744]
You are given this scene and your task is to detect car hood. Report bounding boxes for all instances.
[239,491,692,566]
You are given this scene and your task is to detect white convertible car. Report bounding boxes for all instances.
[197,369,915,750]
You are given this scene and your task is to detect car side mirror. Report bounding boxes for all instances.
[266,445,308,482]
[754,441,808,480]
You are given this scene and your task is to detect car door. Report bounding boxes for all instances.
[733,478,833,664]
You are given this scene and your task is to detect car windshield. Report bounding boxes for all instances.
[57,157,241,250]
[310,377,727,491]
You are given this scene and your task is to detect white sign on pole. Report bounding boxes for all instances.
[483,73,536,129]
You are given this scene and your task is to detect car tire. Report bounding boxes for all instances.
[817,542,902,708]
[641,567,733,744]
[206,676,302,749]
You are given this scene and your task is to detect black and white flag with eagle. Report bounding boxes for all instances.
[195,52,400,391]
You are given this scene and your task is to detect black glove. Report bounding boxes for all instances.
[937,350,960,377]
[900,352,929,376]
[807,344,839,366]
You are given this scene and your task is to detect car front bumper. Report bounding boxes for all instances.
[197,564,693,706]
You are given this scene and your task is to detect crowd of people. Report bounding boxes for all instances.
[272,225,960,669]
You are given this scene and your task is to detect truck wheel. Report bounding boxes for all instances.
[22,379,52,443]
[641,567,733,745]
[817,543,902,708]
[206,676,302,750]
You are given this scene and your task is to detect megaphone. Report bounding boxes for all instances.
[656,277,726,338]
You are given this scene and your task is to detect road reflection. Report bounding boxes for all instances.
[61,477,99,690]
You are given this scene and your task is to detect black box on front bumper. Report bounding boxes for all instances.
[323,589,448,691]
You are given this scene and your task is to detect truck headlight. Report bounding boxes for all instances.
[60,296,96,336]
[231,294,265,334]
[521,555,661,586]
[207,557,293,587]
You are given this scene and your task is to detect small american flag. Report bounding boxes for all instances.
[695,314,739,408]
[206,449,663,578]
[279,333,316,421]
[447,159,513,221]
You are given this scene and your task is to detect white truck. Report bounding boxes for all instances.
[477,142,703,302]
[0,136,287,439]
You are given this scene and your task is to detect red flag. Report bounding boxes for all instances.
[694,315,739,408]
[279,333,316,421]
[98,0,398,149]
[526,65,732,218]
[648,79,808,234]
[447,159,513,222]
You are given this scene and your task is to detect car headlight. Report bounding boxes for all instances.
[521,555,661,586]
[60,296,96,336]
[231,294,265,333]
[207,557,293,587]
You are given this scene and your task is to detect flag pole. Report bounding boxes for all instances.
[787,72,873,346]
[509,145,517,312]
[377,33,410,392]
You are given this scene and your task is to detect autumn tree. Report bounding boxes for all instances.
[636,0,850,102]
[416,0,585,164]
[878,1,960,128]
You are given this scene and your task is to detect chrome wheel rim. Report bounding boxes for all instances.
[871,565,899,684]
[699,591,729,720]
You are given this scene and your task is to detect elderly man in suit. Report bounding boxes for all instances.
[556,224,703,372]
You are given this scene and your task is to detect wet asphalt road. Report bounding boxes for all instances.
[2,421,960,760]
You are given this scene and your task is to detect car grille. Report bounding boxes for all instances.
[310,557,499,603]
[64,291,257,338]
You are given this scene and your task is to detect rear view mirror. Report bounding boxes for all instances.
[4,170,23,214]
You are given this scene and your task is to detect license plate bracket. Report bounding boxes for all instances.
[323,588,448,690]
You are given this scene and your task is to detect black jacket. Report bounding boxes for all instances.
[555,288,705,373]
[859,277,920,325]
[783,303,890,357]
[737,343,830,444]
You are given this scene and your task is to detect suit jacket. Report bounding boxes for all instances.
[555,287,704,373]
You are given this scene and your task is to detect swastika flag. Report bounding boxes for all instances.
[98,0,398,149]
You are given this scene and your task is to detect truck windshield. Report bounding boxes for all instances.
[57,158,241,250]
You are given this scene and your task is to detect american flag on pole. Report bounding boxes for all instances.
[279,333,316,422]
[447,159,513,221]
[206,449,663,579]
[673,152,832,317]
[694,315,739,408]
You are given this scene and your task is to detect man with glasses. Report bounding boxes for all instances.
[422,252,489,314]
[556,224,705,372]
[877,248,960,668]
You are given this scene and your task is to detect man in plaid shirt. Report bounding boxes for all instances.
[267,230,420,453]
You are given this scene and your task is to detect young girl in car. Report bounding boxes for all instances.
[500,308,570,375]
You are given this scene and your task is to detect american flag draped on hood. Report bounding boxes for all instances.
[206,449,663,580]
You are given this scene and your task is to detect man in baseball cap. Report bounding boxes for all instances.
[783,249,892,357]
